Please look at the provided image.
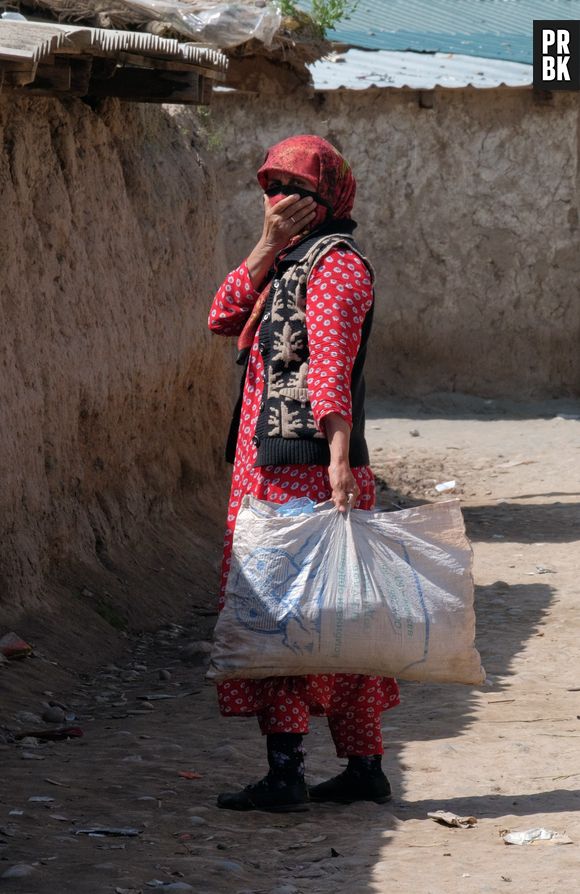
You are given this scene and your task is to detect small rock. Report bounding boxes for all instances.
[81,587,94,597]
[21,751,45,761]
[215,860,243,873]
[18,736,40,747]
[17,711,42,725]
[159,669,172,681]
[212,744,240,760]
[180,641,212,665]
[1,864,36,879]
[141,701,155,711]
[189,815,207,826]
[28,795,55,803]
[134,663,148,672]
[42,706,66,724]
[409,429,420,437]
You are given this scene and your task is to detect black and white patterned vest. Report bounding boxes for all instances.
[225,228,374,468]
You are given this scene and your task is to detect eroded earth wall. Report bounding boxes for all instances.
[0,97,234,643]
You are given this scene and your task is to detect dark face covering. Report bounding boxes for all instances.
[263,182,333,213]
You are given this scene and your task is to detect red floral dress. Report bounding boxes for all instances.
[208,248,399,757]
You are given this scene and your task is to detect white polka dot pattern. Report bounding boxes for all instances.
[207,260,259,335]
[306,249,374,431]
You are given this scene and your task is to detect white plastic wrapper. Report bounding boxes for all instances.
[208,497,485,685]
[502,828,573,846]
[118,0,281,46]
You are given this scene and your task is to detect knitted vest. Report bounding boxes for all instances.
[225,230,374,468]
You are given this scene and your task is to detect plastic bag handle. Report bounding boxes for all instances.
[344,492,354,520]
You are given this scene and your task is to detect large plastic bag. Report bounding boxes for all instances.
[208,496,486,685]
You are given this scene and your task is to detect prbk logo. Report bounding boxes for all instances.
[533,21,580,89]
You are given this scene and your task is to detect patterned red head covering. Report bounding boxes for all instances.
[257,134,356,222]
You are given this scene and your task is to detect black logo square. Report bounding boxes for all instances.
[533,20,580,90]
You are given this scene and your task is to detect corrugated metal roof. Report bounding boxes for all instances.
[296,0,580,63]
[309,47,532,90]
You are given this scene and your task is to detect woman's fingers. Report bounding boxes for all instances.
[278,195,315,220]
[261,194,317,250]
[272,193,315,215]
[328,463,360,513]
[334,485,360,514]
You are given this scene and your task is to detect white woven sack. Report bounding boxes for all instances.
[208,496,485,685]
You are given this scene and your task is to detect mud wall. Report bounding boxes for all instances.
[209,87,580,398]
[0,96,234,641]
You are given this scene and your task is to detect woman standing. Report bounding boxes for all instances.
[208,135,399,812]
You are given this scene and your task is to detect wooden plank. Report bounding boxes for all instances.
[115,51,198,73]
[0,60,37,86]
[33,59,72,91]
[87,67,206,104]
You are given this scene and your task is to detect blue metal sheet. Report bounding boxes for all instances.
[308,47,532,89]
[294,0,580,63]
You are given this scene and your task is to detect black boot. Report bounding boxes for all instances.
[217,733,309,812]
[309,755,391,804]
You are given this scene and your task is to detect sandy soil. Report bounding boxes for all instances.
[1,397,580,894]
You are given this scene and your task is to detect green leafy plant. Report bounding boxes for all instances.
[279,0,358,35]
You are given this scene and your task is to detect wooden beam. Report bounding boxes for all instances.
[86,67,209,104]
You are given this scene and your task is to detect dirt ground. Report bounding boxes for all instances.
[1,396,580,894]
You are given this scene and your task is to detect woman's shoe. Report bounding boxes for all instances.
[217,777,309,812]
[309,769,392,804]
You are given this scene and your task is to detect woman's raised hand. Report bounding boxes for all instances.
[260,193,316,251]
[247,193,316,290]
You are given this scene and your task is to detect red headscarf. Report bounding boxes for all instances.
[237,136,356,356]
[257,134,356,224]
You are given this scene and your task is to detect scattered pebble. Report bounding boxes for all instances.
[1,864,36,879]
[180,641,212,664]
[159,669,172,681]
[17,712,42,726]
[42,706,66,724]
[145,882,193,891]
[18,736,40,747]
[189,815,207,826]
[214,859,243,873]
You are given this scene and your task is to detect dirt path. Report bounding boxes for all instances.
[2,398,580,894]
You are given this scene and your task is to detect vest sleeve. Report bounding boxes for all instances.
[306,249,374,431]
[207,260,260,336]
